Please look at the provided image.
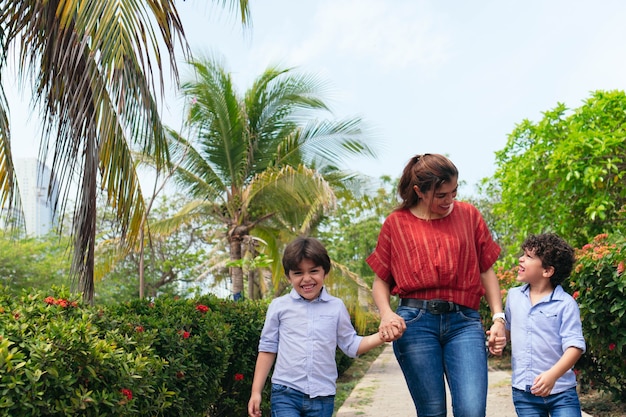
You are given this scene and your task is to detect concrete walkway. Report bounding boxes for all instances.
[336,343,592,417]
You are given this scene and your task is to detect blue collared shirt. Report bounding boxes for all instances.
[258,287,363,397]
[505,284,586,394]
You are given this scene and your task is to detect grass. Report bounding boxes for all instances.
[332,346,626,417]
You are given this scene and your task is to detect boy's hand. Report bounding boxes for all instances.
[486,322,507,355]
[248,393,262,417]
[531,371,557,397]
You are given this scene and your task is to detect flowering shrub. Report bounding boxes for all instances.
[0,287,379,416]
[569,233,626,401]
[97,296,232,417]
[0,287,165,416]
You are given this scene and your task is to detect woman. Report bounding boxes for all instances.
[367,153,507,417]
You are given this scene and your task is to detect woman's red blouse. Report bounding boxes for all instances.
[366,201,501,310]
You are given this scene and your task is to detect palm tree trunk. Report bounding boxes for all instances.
[229,236,244,300]
[76,134,98,305]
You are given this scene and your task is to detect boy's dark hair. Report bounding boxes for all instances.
[282,237,331,276]
[521,233,576,287]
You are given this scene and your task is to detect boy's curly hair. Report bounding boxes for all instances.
[521,233,576,287]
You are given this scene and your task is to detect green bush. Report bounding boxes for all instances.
[0,287,167,416]
[0,287,385,416]
[569,233,626,401]
[197,296,269,417]
[96,295,232,416]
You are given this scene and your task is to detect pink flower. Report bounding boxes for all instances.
[234,373,244,381]
[617,261,625,275]
[196,304,209,313]
[609,343,616,351]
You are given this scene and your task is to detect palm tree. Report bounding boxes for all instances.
[0,1,250,303]
[163,55,376,300]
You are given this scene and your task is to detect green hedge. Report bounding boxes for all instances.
[0,287,378,416]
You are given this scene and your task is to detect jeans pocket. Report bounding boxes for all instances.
[271,384,290,394]
[457,307,481,322]
[396,306,425,325]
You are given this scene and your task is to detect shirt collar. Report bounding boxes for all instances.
[520,283,566,301]
[289,286,330,302]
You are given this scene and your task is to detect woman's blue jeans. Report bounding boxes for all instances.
[270,384,335,417]
[393,305,488,417]
[512,386,582,416]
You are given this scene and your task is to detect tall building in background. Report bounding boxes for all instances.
[13,158,59,236]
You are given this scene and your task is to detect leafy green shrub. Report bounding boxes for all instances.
[197,296,269,417]
[96,295,232,416]
[569,233,626,401]
[0,287,166,416]
[0,287,385,416]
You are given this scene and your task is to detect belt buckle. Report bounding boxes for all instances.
[428,300,447,314]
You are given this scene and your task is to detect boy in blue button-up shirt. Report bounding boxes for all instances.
[505,233,586,416]
[248,237,389,417]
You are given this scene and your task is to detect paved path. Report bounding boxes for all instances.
[336,343,592,417]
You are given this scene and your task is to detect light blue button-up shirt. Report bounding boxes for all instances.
[258,287,363,397]
[505,284,586,394]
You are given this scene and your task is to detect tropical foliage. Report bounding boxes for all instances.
[0,231,70,293]
[159,55,376,300]
[94,193,218,304]
[569,233,626,401]
[483,90,626,260]
[0,0,250,303]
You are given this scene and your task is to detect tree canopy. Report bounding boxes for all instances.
[484,90,626,258]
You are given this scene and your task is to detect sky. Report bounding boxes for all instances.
[9,0,626,196]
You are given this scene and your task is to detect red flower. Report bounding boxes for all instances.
[196,304,209,313]
[617,261,625,275]
[182,331,190,339]
[56,299,68,308]
[572,291,579,300]
[44,296,56,305]
[234,373,244,381]
[120,388,133,401]
[135,326,144,333]
[609,343,616,351]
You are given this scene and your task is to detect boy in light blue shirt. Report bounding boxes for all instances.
[505,233,586,416]
[248,237,389,417]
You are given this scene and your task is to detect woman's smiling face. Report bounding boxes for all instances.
[415,177,458,218]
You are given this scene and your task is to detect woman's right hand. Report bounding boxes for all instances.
[379,312,406,342]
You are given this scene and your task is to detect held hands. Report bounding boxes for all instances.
[379,312,406,342]
[486,321,507,356]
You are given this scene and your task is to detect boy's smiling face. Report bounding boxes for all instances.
[288,258,327,300]
[517,248,552,284]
